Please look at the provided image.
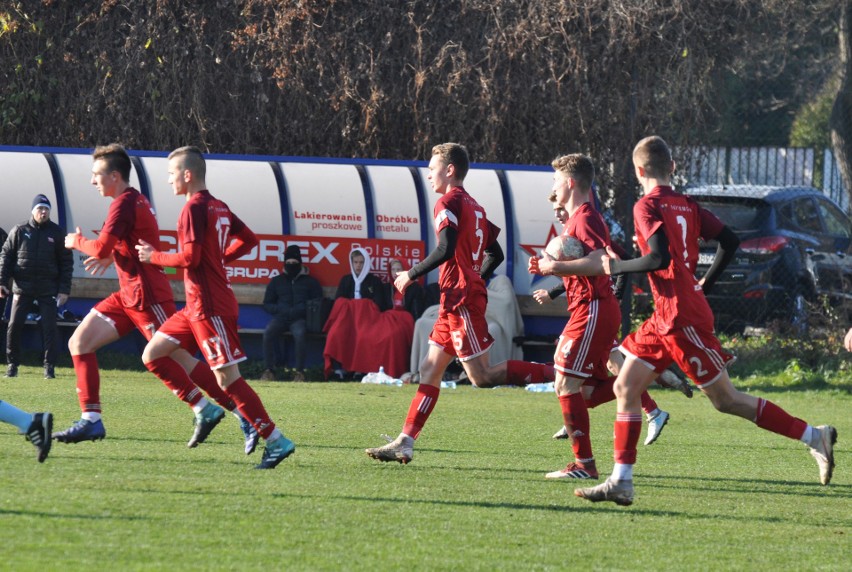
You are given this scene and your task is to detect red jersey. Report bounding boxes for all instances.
[100,188,174,310]
[178,190,247,320]
[561,202,616,312]
[434,187,500,311]
[633,185,725,333]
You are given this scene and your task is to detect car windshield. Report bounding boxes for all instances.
[691,197,766,232]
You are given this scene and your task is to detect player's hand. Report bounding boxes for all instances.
[0,285,8,298]
[844,327,852,352]
[532,289,550,304]
[528,255,539,275]
[394,271,412,293]
[592,246,618,276]
[56,293,69,306]
[536,254,555,276]
[83,255,113,276]
[136,239,155,263]
[64,226,82,249]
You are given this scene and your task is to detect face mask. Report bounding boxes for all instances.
[284,263,301,277]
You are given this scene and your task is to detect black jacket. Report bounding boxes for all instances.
[335,273,388,311]
[382,281,426,320]
[0,216,73,297]
[263,268,323,322]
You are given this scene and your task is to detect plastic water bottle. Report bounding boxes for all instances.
[440,381,457,389]
[362,366,403,386]
[525,382,555,393]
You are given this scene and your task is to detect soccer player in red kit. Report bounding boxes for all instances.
[529,154,656,480]
[54,144,258,455]
[537,191,690,447]
[136,146,294,469]
[365,142,505,464]
[575,136,837,505]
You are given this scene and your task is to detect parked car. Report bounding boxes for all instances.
[633,185,852,333]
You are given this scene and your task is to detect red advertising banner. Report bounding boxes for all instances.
[158,232,426,288]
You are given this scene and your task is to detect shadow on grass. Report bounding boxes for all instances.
[732,381,852,394]
[0,508,150,521]
[640,474,852,499]
[268,491,803,523]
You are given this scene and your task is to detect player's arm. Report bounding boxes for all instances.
[607,229,671,275]
[408,226,457,280]
[224,224,259,264]
[67,228,120,259]
[479,240,504,280]
[393,226,456,293]
[137,240,200,269]
[699,226,739,294]
[548,283,566,299]
[538,249,610,277]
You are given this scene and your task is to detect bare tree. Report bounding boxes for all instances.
[831,0,852,206]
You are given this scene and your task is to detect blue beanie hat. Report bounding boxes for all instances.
[32,194,51,211]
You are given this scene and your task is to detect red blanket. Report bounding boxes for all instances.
[323,298,414,379]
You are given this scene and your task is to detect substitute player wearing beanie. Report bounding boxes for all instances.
[0,193,73,379]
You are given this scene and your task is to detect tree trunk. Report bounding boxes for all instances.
[830,0,852,210]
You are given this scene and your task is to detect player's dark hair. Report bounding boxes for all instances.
[432,142,469,181]
[93,143,132,182]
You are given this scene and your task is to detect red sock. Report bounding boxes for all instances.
[755,398,807,440]
[145,357,203,407]
[613,412,642,465]
[402,384,440,439]
[189,362,235,411]
[640,391,658,415]
[559,393,593,461]
[505,361,554,385]
[73,353,101,413]
[224,377,277,439]
[585,379,616,409]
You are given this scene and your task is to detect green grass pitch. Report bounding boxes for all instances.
[0,366,848,570]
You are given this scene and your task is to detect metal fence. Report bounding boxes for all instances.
[632,151,852,334]
[678,146,850,212]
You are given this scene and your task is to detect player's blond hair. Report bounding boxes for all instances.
[431,142,469,181]
[551,154,595,190]
[168,146,207,180]
[633,136,673,179]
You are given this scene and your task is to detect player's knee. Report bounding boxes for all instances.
[709,392,736,414]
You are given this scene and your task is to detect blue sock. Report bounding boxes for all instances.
[0,400,34,433]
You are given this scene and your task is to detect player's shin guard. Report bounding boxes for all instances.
[559,393,593,461]
[189,361,236,410]
[755,398,808,440]
[505,361,554,385]
[613,412,643,465]
[223,377,276,439]
[72,353,102,414]
[145,356,203,407]
[402,384,440,439]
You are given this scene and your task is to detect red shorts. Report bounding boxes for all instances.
[554,297,620,379]
[620,319,735,387]
[93,292,177,341]
[156,308,247,370]
[429,302,494,361]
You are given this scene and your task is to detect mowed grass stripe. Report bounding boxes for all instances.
[0,368,848,571]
